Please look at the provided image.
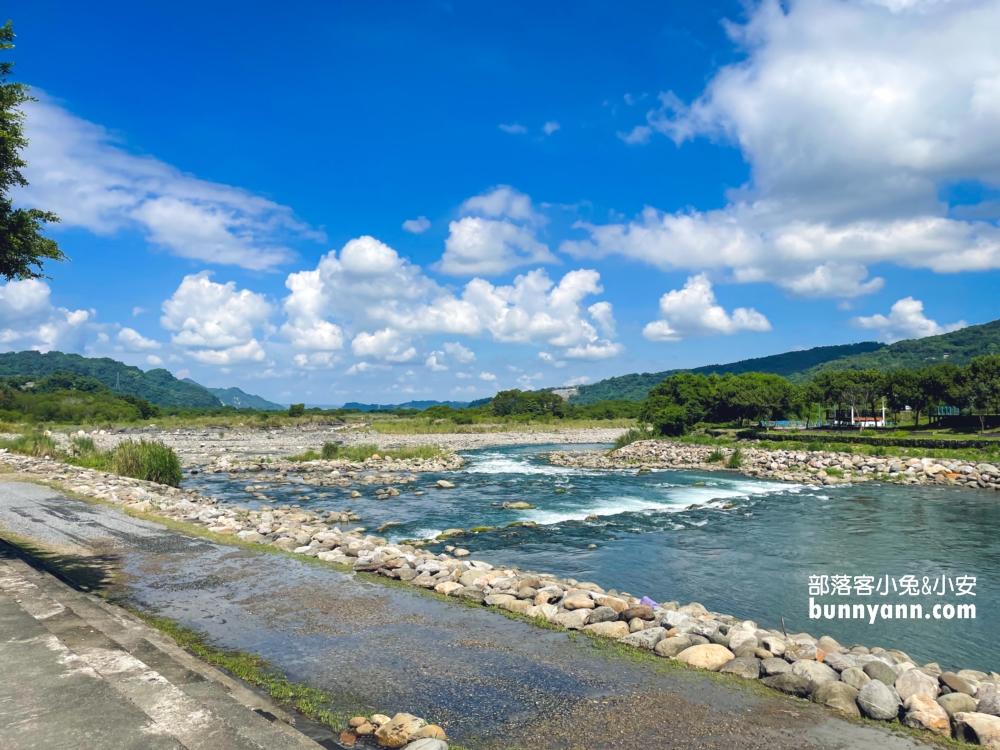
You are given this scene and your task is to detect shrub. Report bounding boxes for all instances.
[860,429,878,437]
[807,441,824,452]
[109,440,183,487]
[288,403,305,418]
[613,427,648,450]
[707,448,726,463]
[726,447,743,469]
[824,467,844,478]
[321,442,339,459]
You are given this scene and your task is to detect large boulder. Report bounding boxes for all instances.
[822,652,857,673]
[727,630,758,656]
[622,605,655,621]
[940,671,977,696]
[553,609,591,630]
[840,667,871,691]
[583,621,629,639]
[813,682,860,716]
[954,713,1000,749]
[404,740,449,750]
[857,680,902,720]
[618,626,667,650]
[718,657,761,680]
[588,606,620,624]
[654,636,697,658]
[863,661,899,687]
[676,644,736,671]
[562,594,596,610]
[895,669,939,701]
[938,692,978,717]
[761,673,812,697]
[761,658,792,676]
[902,694,950,737]
[374,713,425,748]
[792,660,839,692]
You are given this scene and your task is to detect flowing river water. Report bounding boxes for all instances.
[188,443,1000,674]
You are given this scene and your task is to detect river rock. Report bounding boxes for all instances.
[526,604,558,620]
[902,694,950,737]
[455,587,486,603]
[953,712,1000,749]
[622,605,654,621]
[816,635,845,654]
[562,594,596,610]
[502,598,532,614]
[584,621,630,639]
[940,671,976,696]
[813,682,860,716]
[784,643,819,661]
[404,740,449,750]
[618,627,667,650]
[553,610,591,630]
[654,636,696,658]
[792,660,839,691]
[374,713,425,747]
[938,692,978,716]
[822,652,857,672]
[978,691,1000,718]
[435,480,455,489]
[761,658,792,676]
[841,667,871,691]
[594,595,628,613]
[589,606,620,624]
[760,636,786,656]
[727,630,758,654]
[864,661,900,686]
[411,725,447,740]
[761,673,812,697]
[434,581,462,596]
[676,644,735,671]
[895,669,939,701]
[857,680,902,720]
[719,657,761,680]
[484,594,516,608]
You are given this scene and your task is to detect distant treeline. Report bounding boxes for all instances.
[637,355,1000,436]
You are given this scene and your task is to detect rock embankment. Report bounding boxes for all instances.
[5,448,1000,746]
[549,440,1000,491]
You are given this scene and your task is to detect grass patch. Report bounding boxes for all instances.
[612,427,649,451]
[66,439,183,487]
[725,447,743,469]
[289,443,444,462]
[823,467,845,478]
[0,432,58,457]
[707,448,726,463]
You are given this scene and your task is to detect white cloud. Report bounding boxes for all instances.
[517,372,544,388]
[852,297,967,343]
[438,186,556,276]
[455,372,472,379]
[293,352,339,369]
[643,274,772,342]
[132,306,148,316]
[161,272,273,349]
[543,121,561,135]
[452,385,477,394]
[563,341,624,360]
[425,354,448,371]
[479,371,497,381]
[402,216,431,233]
[117,327,161,351]
[187,339,267,365]
[563,376,591,386]
[20,97,322,270]
[567,0,1000,296]
[281,236,621,364]
[499,123,528,134]
[0,279,91,353]
[587,301,617,337]
[146,355,163,366]
[443,341,476,363]
[538,351,566,368]
[346,361,392,375]
[351,328,417,362]
[618,126,652,145]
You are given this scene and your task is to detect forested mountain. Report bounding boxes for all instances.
[799,318,1000,379]
[0,351,221,407]
[566,342,884,404]
[182,380,284,410]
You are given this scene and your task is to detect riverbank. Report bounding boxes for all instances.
[548,439,1000,491]
[2,446,999,746]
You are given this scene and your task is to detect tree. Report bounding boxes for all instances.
[0,21,65,281]
[639,396,687,436]
[959,355,1000,434]
[288,403,305,417]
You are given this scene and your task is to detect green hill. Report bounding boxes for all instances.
[0,351,221,408]
[565,341,884,405]
[798,318,1000,379]
[182,380,284,410]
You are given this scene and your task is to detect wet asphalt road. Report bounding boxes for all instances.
[0,480,955,750]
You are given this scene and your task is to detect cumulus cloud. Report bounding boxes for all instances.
[20,97,323,270]
[146,355,163,366]
[161,272,273,349]
[567,0,1000,296]
[425,354,448,371]
[187,339,267,365]
[499,123,528,134]
[402,216,431,233]
[563,376,591,386]
[0,279,91,352]
[281,236,621,365]
[543,121,561,135]
[346,361,391,375]
[479,371,497,381]
[852,297,967,343]
[443,341,476,363]
[117,327,161,351]
[438,186,557,276]
[643,274,771,342]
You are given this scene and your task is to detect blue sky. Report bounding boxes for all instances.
[4,0,1000,404]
